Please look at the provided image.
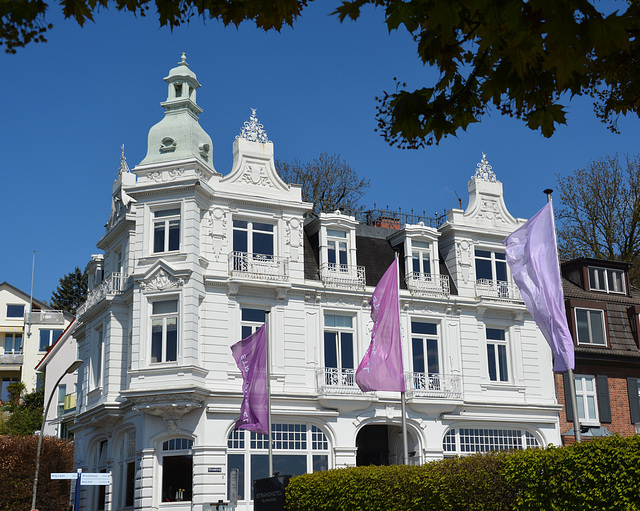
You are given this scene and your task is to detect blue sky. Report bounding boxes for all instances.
[2,3,639,303]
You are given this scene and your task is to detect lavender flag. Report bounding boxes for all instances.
[356,258,406,392]
[231,323,269,435]
[503,202,575,371]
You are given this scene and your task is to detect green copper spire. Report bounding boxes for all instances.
[140,53,214,170]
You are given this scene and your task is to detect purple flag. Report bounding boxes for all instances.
[503,202,575,372]
[231,323,269,435]
[356,258,406,392]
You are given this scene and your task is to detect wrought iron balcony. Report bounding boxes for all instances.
[316,367,361,395]
[475,279,521,301]
[404,372,462,399]
[405,272,450,297]
[228,251,289,282]
[319,263,366,290]
[28,310,65,325]
[77,272,132,318]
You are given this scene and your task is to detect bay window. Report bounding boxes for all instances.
[151,299,178,363]
[153,208,180,253]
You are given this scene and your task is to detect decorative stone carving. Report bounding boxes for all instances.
[240,164,273,188]
[286,217,302,261]
[90,413,123,437]
[148,168,185,183]
[236,108,270,143]
[456,240,472,284]
[478,199,503,222]
[207,207,227,261]
[473,153,498,182]
[195,168,211,183]
[140,269,184,291]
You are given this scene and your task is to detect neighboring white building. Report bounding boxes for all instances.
[0,282,72,400]
[69,54,561,511]
[36,318,79,437]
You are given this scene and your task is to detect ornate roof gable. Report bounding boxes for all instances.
[463,153,520,229]
[220,109,291,194]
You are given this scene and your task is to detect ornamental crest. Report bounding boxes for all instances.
[478,199,503,222]
[473,153,498,183]
[240,164,274,187]
[236,108,270,143]
[140,269,184,291]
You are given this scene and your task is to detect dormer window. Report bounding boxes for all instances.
[588,266,625,294]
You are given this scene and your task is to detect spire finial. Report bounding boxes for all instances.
[237,108,270,143]
[474,152,497,182]
[179,52,188,66]
[119,144,130,174]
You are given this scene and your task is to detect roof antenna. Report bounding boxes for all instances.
[454,191,462,209]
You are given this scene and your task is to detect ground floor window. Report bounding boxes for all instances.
[443,427,540,455]
[227,423,330,501]
[162,438,193,502]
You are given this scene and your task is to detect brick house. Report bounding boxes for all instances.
[557,257,640,444]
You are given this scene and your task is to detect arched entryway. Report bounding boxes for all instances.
[356,424,419,466]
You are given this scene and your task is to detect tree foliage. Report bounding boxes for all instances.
[4,1,640,148]
[277,152,370,217]
[556,153,640,285]
[1,386,44,436]
[0,435,74,511]
[50,266,87,314]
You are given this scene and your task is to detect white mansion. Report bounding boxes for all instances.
[67,54,561,510]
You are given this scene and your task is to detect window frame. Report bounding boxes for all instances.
[150,298,179,364]
[474,248,509,283]
[3,333,23,354]
[326,229,348,268]
[227,423,330,503]
[486,327,509,383]
[233,219,275,258]
[410,240,432,275]
[574,374,600,426]
[323,313,355,371]
[161,437,194,503]
[152,207,181,254]
[588,266,626,295]
[39,328,63,352]
[240,308,266,340]
[6,304,25,319]
[410,320,439,375]
[574,307,607,346]
[443,427,540,456]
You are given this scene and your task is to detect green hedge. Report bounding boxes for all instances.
[286,435,640,511]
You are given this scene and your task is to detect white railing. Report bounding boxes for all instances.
[319,263,366,290]
[405,372,462,399]
[475,279,521,301]
[405,272,450,297]
[228,252,289,282]
[77,272,132,318]
[28,310,65,325]
[316,367,361,395]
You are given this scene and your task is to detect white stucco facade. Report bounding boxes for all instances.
[68,55,561,511]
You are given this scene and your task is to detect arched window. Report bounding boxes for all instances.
[91,439,108,511]
[161,438,193,502]
[118,430,136,508]
[227,423,330,502]
[443,427,540,455]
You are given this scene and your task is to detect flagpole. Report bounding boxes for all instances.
[395,252,409,465]
[265,310,274,475]
[544,189,581,443]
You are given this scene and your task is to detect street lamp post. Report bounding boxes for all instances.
[31,359,83,511]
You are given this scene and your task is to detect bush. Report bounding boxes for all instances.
[286,436,640,511]
[0,435,74,511]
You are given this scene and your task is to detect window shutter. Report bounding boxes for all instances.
[628,377,640,424]
[596,375,611,423]
[563,372,574,422]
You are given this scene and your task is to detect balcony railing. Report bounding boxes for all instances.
[228,252,289,282]
[28,310,65,325]
[316,368,361,395]
[0,353,23,365]
[475,279,521,301]
[319,263,366,290]
[405,372,462,399]
[405,272,450,297]
[77,272,132,318]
